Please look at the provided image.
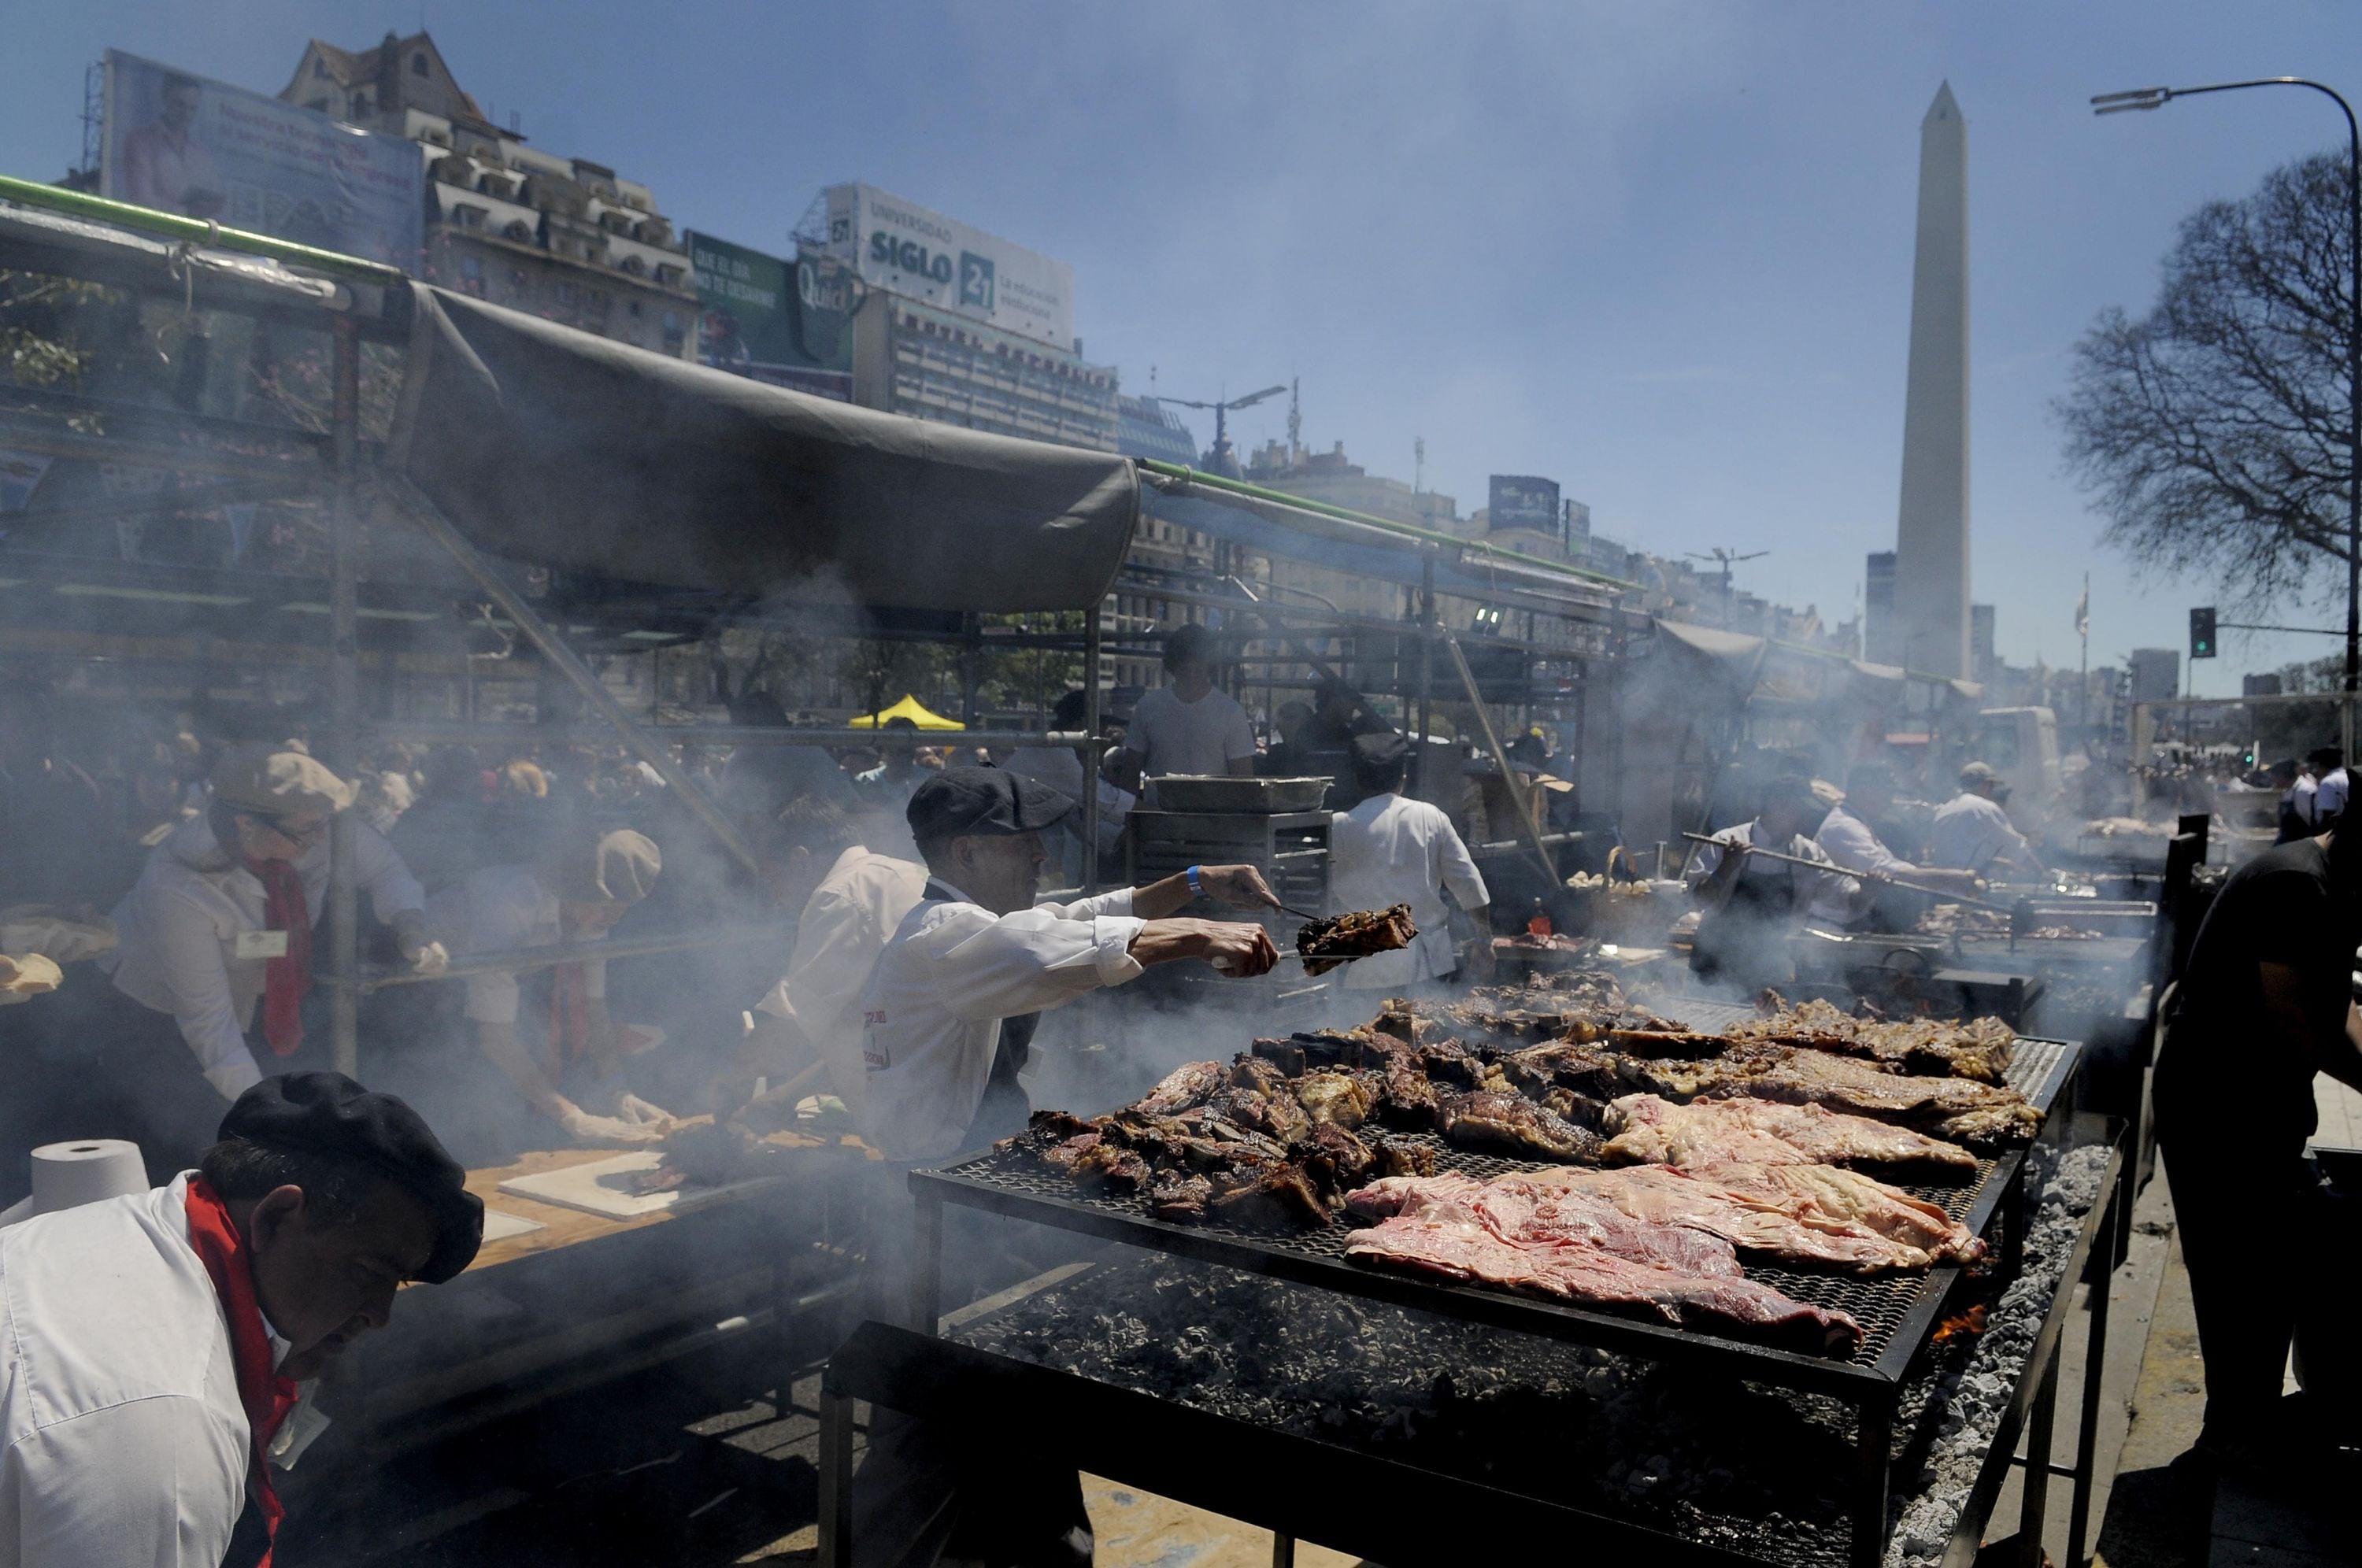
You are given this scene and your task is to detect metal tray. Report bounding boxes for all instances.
[915,1038,2075,1396]
[1146,775,1333,812]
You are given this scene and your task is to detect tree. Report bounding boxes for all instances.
[2056,150,2356,615]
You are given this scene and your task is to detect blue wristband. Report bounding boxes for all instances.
[1187,864,1205,898]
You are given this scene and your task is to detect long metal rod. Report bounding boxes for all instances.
[388,478,767,878]
[1677,830,2014,912]
[1084,603,1104,896]
[355,924,788,993]
[1442,633,1560,887]
[328,313,362,1078]
[364,722,1084,749]
[0,171,406,287]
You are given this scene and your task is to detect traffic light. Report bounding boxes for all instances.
[2190,605,2217,660]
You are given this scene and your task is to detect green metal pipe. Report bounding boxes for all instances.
[1135,457,1639,590]
[0,172,407,288]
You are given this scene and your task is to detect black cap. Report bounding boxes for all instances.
[219,1072,483,1283]
[908,765,1073,844]
[1350,730,1409,769]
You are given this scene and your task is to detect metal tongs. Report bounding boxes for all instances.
[1677,831,2015,914]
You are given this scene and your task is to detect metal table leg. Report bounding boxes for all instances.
[1853,1399,1894,1568]
[2066,1174,2119,1566]
[2016,1344,2063,1568]
[1272,1531,1295,1567]
[816,1389,855,1568]
[910,1189,943,1333]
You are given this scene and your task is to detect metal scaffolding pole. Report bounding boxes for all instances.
[1083,603,1104,896]
[328,314,362,1078]
[386,478,767,879]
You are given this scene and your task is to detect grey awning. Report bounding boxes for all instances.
[389,286,1138,612]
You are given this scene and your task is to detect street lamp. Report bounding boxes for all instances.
[2093,77,2362,694]
[1156,384,1287,477]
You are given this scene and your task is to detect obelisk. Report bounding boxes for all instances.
[1893,83,1970,679]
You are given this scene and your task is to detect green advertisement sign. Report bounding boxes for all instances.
[686,231,853,399]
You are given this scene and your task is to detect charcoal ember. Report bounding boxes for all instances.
[1293,1070,1373,1129]
[1147,1167,1213,1222]
[1208,1085,1312,1145]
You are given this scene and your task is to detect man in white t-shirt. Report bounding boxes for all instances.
[1116,623,1257,788]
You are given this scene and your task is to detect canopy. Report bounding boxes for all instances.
[390,287,1139,612]
[847,694,964,730]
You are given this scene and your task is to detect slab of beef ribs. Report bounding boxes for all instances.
[1722,997,2016,1082]
[1297,904,1418,975]
[1723,1048,2041,1148]
[1342,1174,1861,1355]
[1540,1164,1983,1272]
[1134,1060,1229,1117]
[1599,1094,1978,1175]
[1437,1091,1603,1163]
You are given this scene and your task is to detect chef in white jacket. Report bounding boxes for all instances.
[1327,731,1490,990]
[0,1071,480,1568]
[95,748,444,1179]
[859,767,1280,1162]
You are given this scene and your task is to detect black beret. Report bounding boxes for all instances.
[1350,730,1409,768]
[908,765,1073,843]
[219,1072,483,1283]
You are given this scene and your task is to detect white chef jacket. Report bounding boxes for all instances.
[2316,766,2350,823]
[101,814,426,1100]
[1327,793,1490,989]
[1927,793,2034,875]
[2285,774,2321,827]
[753,845,929,1116]
[0,1174,265,1568]
[859,879,1144,1161]
[1685,821,1861,926]
[425,864,603,1025]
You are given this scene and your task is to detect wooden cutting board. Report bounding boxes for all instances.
[495,1151,790,1221]
[479,1209,546,1243]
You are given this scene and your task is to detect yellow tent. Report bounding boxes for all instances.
[846,693,964,731]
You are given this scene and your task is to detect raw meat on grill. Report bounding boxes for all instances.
[1342,1176,1861,1354]
[1298,904,1419,975]
[1438,1091,1603,1163]
[1293,1071,1374,1129]
[1730,1048,2041,1148]
[1538,1164,1983,1272]
[1721,997,2016,1082]
[1135,1060,1228,1117]
[1600,1094,1978,1175]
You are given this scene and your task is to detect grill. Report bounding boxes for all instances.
[904,1024,2078,1568]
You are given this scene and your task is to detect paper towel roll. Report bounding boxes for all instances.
[28,1139,149,1216]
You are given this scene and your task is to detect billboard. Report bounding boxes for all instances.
[686,231,856,401]
[1488,474,1561,534]
[1562,498,1591,559]
[102,50,421,271]
[819,183,1073,349]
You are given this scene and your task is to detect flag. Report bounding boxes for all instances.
[2074,582,2090,639]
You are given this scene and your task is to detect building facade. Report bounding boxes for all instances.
[280,31,697,360]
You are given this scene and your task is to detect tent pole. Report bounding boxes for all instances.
[1414,557,1435,795]
[328,313,361,1079]
[1083,604,1103,897]
[1442,633,1559,889]
[387,478,766,878]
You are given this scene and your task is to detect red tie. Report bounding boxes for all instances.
[183,1177,301,1566]
[546,963,593,1072]
[254,860,311,1056]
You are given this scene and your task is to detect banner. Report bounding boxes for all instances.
[687,231,855,401]
[1488,474,1560,534]
[102,50,421,272]
[820,183,1074,349]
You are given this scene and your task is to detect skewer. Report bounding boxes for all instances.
[1676,831,2016,914]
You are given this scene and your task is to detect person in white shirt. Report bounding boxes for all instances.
[0,1071,479,1568]
[1327,732,1490,990]
[422,827,667,1149]
[1114,623,1257,790]
[740,800,929,1122]
[1927,761,2045,878]
[2308,747,2349,829]
[95,748,444,1180]
[1686,778,1861,989]
[1814,763,1981,929]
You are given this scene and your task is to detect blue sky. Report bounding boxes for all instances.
[8,1,2361,693]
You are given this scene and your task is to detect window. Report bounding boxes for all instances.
[628,299,642,317]
[313,58,329,78]
[504,220,532,243]
[307,97,329,113]
[351,93,371,116]
[618,254,645,276]
[661,311,684,353]
[458,254,484,298]
[507,267,528,295]
[412,52,429,77]
[556,282,578,306]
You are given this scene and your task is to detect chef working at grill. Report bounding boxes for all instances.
[859,765,1283,1160]
[92,746,446,1182]
[1327,730,1491,990]
[0,1071,482,1568]
[2155,819,2362,1465]
[1112,622,1257,790]
[853,765,1280,1568]
[1685,775,1862,989]
[1813,762,1982,930]
[411,825,668,1154]
[1926,761,2045,878]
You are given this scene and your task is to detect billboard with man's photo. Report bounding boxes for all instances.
[102,50,423,272]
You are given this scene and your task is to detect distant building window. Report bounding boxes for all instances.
[412,52,429,76]
[556,282,578,305]
[307,97,329,113]
[351,93,370,116]
[458,254,484,298]
[628,299,642,317]
[313,58,329,78]
[507,267,528,295]
[504,220,532,242]
[661,311,684,353]
[618,254,645,276]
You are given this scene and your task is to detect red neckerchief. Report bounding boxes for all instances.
[239,855,311,1056]
[546,963,593,1073]
[183,1177,301,1566]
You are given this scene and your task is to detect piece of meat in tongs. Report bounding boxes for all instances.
[1296,903,1419,975]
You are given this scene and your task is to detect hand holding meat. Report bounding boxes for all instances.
[1132,918,1279,975]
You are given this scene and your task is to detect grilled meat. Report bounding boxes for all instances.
[1369,1137,1438,1178]
[1210,1161,1331,1227]
[1541,1164,1983,1273]
[1042,1132,1151,1193]
[622,1120,786,1195]
[1148,1167,1213,1222]
[1229,1056,1293,1096]
[1135,1060,1228,1117]
[1208,1085,1313,1145]
[1301,1122,1377,1192]
[1723,998,2016,1082]
[1727,1048,2041,1147]
[1298,904,1418,975]
[1601,1094,1978,1175]
[1294,1070,1374,1129]
[1367,1063,1443,1131]
[1416,1037,1488,1089]
[1498,1040,1627,1102]
[1438,1091,1604,1163]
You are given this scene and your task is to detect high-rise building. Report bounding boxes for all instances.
[807,184,1120,451]
[1892,83,1971,678]
[280,32,697,359]
[1970,603,1996,682]
[1864,551,1898,664]
[2129,648,2181,703]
